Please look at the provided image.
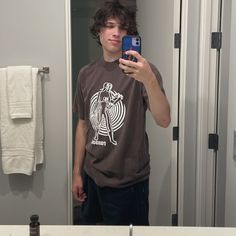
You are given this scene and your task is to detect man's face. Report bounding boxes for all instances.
[99,17,127,60]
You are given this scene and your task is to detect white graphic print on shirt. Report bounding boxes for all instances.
[89,82,126,146]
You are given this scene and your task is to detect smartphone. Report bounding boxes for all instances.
[122,35,141,62]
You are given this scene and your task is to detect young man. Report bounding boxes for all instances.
[72,1,170,225]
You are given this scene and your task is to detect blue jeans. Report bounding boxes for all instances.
[80,172,149,225]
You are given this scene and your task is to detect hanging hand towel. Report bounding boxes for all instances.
[33,68,44,171]
[0,68,44,175]
[7,66,33,119]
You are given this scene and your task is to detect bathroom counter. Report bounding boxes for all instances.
[0,225,236,236]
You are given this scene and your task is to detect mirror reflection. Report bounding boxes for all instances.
[71,0,236,227]
[71,0,171,226]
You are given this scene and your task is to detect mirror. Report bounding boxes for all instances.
[71,0,236,227]
[71,0,174,226]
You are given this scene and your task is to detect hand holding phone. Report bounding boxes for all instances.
[122,35,141,62]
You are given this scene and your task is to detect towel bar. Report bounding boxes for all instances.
[38,67,49,74]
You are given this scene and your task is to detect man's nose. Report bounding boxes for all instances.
[113,26,121,36]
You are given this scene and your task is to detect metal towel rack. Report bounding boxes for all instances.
[38,66,50,74]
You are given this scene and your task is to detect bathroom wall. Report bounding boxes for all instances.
[0,0,70,224]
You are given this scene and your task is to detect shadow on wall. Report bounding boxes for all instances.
[0,161,45,199]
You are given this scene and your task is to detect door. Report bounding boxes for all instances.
[195,0,224,226]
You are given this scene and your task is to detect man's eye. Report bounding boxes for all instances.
[105,23,115,28]
[121,25,128,31]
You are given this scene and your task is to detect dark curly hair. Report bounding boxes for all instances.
[90,1,138,45]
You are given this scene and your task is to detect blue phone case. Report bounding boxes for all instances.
[122,35,141,62]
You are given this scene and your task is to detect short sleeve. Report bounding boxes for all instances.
[73,70,85,120]
[142,63,166,109]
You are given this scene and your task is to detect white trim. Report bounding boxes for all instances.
[195,0,212,226]
[178,0,189,226]
[171,0,181,218]
[65,0,73,225]
[205,0,221,226]
[195,0,221,226]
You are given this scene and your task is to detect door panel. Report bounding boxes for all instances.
[136,0,179,226]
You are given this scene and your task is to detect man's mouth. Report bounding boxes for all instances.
[109,39,120,44]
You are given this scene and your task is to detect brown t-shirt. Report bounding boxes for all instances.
[74,57,165,188]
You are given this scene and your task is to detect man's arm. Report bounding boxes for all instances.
[119,51,171,128]
[142,73,170,128]
[72,119,87,202]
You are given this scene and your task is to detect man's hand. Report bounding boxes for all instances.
[72,174,87,202]
[119,50,171,127]
[119,50,154,84]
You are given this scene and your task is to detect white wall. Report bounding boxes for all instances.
[0,0,69,224]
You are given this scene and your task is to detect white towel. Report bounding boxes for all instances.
[0,67,44,175]
[7,66,33,119]
[33,68,44,171]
